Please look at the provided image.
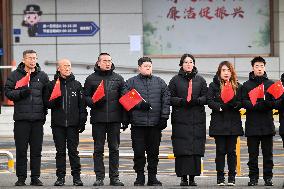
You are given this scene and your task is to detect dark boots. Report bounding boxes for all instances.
[188,175,197,186]
[134,172,145,186]
[147,174,162,186]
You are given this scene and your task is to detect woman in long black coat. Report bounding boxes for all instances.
[207,61,243,186]
[169,54,207,186]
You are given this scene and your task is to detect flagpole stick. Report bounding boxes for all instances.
[263,83,265,100]
[138,93,153,110]
[27,69,31,87]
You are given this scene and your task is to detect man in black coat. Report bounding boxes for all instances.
[126,57,170,186]
[44,59,87,186]
[5,50,49,186]
[84,53,127,186]
[241,56,275,186]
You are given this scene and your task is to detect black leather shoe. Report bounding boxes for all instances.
[248,178,258,186]
[73,178,83,186]
[110,178,124,186]
[54,177,65,186]
[93,179,104,186]
[264,178,273,186]
[15,178,26,186]
[180,176,188,186]
[30,178,43,186]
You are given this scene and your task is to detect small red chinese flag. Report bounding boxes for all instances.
[221,80,235,103]
[267,80,284,99]
[187,80,192,102]
[92,80,105,103]
[49,78,61,101]
[15,72,30,89]
[119,89,143,111]
[248,83,264,106]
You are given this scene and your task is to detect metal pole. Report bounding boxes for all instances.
[0,150,14,172]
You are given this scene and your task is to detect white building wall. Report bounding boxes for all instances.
[10,0,283,85]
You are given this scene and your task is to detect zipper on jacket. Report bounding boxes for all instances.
[64,81,68,127]
[106,80,109,122]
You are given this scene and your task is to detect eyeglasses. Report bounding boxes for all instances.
[25,57,38,60]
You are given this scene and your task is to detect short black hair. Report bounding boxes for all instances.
[179,53,195,66]
[23,50,37,57]
[138,57,152,66]
[98,52,111,61]
[251,56,266,67]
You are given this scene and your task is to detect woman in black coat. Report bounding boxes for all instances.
[207,61,243,186]
[169,54,207,186]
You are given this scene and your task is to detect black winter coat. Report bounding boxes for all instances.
[207,75,244,136]
[84,64,127,124]
[5,62,49,121]
[274,73,284,136]
[169,67,207,156]
[126,74,170,127]
[44,73,87,127]
[241,72,275,136]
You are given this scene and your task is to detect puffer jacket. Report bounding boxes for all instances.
[44,72,87,127]
[84,63,127,124]
[5,62,49,121]
[169,67,207,156]
[241,71,275,136]
[126,74,170,127]
[207,75,243,136]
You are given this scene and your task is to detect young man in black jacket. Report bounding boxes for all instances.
[84,53,127,186]
[126,57,170,186]
[44,59,87,186]
[5,50,49,186]
[241,56,275,186]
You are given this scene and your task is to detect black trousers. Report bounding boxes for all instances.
[92,122,120,179]
[214,136,238,177]
[131,126,161,175]
[52,126,81,178]
[247,135,273,180]
[14,120,44,179]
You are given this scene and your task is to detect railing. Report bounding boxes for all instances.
[0,151,14,172]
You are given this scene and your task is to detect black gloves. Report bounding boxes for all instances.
[158,117,168,130]
[92,96,106,108]
[180,98,199,107]
[121,122,129,131]
[140,101,151,110]
[19,86,31,98]
[78,124,85,133]
[50,96,62,107]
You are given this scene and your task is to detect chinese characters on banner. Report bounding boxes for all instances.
[167,0,244,21]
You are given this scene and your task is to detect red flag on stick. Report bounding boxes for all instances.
[119,89,143,111]
[248,83,264,106]
[187,80,192,102]
[15,73,30,89]
[92,80,105,103]
[267,80,284,99]
[49,78,61,101]
[221,80,235,103]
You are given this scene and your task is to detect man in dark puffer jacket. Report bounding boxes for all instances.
[44,59,87,186]
[84,53,127,186]
[5,50,49,186]
[126,57,170,186]
[241,56,275,186]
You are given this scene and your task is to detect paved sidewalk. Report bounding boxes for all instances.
[0,172,283,188]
